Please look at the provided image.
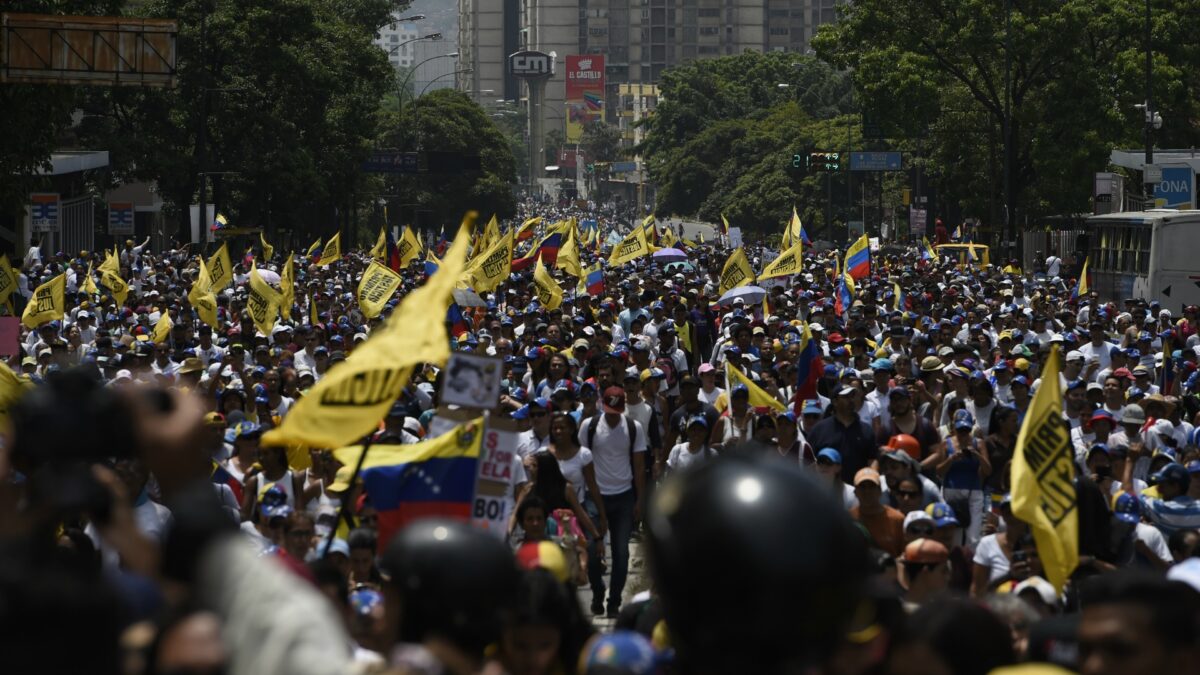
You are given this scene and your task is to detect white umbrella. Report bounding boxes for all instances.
[717,285,766,306]
[256,269,281,285]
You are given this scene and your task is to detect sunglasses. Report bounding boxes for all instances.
[907,524,934,536]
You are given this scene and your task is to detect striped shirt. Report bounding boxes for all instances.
[1139,494,1200,535]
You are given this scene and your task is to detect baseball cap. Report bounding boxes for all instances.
[1158,462,1190,486]
[602,386,626,413]
[920,356,944,372]
[952,409,975,430]
[870,358,894,371]
[903,510,935,533]
[697,363,716,375]
[853,468,881,486]
[903,538,949,564]
[1112,492,1140,524]
[1013,577,1059,607]
[816,448,842,465]
[1120,404,1147,425]
[925,502,960,528]
[801,399,823,416]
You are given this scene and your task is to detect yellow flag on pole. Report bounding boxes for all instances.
[357,261,403,319]
[0,255,19,306]
[280,253,295,321]
[81,261,99,296]
[482,214,501,251]
[306,238,322,258]
[660,227,678,248]
[189,257,219,330]
[465,229,513,293]
[0,361,34,430]
[608,226,650,267]
[206,242,233,291]
[1010,346,1079,592]
[556,223,582,277]
[317,232,342,266]
[370,227,387,261]
[262,213,476,449]
[260,232,275,260]
[151,310,173,344]
[533,258,564,311]
[398,227,423,268]
[725,362,786,412]
[100,266,129,306]
[247,263,282,336]
[757,240,803,282]
[99,250,120,275]
[22,273,66,329]
[719,247,754,294]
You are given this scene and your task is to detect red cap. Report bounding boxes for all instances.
[602,386,626,413]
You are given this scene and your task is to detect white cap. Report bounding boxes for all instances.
[1065,350,1084,362]
[113,369,133,382]
[1013,576,1059,606]
[903,510,934,532]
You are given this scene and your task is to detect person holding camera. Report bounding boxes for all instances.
[970,495,1040,597]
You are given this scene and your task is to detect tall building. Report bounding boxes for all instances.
[374,21,421,69]
[458,1,840,185]
[410,38,460,98]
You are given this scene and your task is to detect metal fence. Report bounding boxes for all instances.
[1021,229,1088,273]
[38,195,95,257]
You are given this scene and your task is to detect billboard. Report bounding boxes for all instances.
[1153,164,1195,209]
[108,202,135,235]
[566,55,604,142]
[2,13,177,87]
[29,193,60,233]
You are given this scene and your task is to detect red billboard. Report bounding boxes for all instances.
[565,55,605,142]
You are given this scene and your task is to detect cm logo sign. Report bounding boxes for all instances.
[509,50,553,78]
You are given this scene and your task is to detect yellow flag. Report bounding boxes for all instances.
[1010,346,1079,592]
[206,242,233,291]
[310,292,319,326]
[98,250,120,275]
[398,227,423,268]
[318,232,342,266]
[189,257,219,329]
[556,223,582,277]
[661,227,678,248]
[758,240,803,282]
[719,247,754,294]
[783,207,803,249]
[152,310,173,344]
[726,362,786,412]
[0,361,34,430]
[0,255,18,306]
[608,226,650,267]
[280,253,295,321]
[370,227,387,261]
[100,266,129,306]
[893,280,903,312]
[247,263,282,336]
[81,261,100,296]
[261,213,475,449]
[465,229,513,293]
[482,214,501,251]
[515,216,541,242]
[357,261,403,319]
[306,238,322,258]
[533,258,563,311]
[22,273,65,329]
[260,232,275,260]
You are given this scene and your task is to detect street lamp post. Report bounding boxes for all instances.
[419,68,473,97]
[1144,0,1155,198]
[398,52,459,118]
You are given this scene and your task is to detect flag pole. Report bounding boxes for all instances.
[321,434,375,559]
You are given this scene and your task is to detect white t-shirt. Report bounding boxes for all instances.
[973,533,1010,584]
[698,387,725,406]
[666,441,714,471]
[577,414,648,495]
[1135,522,1173,564]
[1045,256,1062,277]
[556,447,594,503]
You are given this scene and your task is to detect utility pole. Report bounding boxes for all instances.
[197,9,209,247]
[1003,0,1013,257]
[1144,0,1154,198]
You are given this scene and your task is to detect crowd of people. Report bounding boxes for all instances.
[2,204,1199,675]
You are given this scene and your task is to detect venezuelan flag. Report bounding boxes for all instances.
[920,237,937,262]
[844,234,871,280]
[793,321,823,407]
[211,461,243,504]
[511,231,564,271]
[585,264,604,296]
[835,273,854,317]
[1071,257,1089,301]
[334,421,483,551]
[447,302,470,338]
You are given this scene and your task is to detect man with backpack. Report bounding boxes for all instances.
[578,385,648,618]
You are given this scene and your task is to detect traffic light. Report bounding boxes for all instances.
[808,151,842,172]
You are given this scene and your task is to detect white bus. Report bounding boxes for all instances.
[1087,209,1200,308]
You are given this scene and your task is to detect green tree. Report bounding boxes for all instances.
[386,89,517,227]
[580,122,622,164]
[74,0,400,242]
[814,0,1200,234]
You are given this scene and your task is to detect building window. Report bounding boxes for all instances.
[769,9,789,18]
[699,26,719,36]
[698,8,720,18]
[769,27,789,36]
[698,46,719,55]
[590,27,608,36]
[390,35,398,42]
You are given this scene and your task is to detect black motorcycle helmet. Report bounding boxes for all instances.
[646,452,871,674]
[380,519,518,658]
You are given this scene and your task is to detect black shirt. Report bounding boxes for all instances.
[807,414,879,482]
